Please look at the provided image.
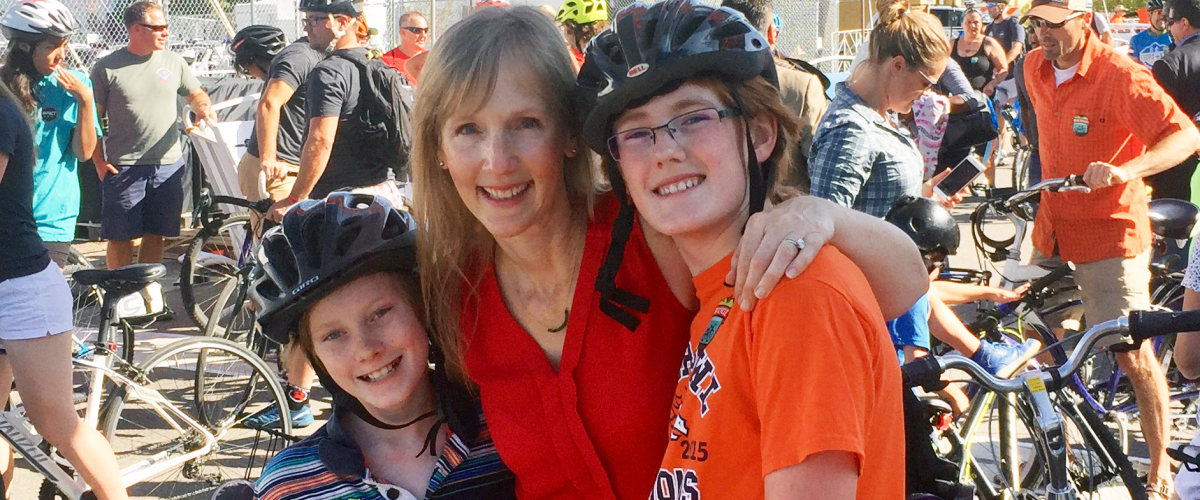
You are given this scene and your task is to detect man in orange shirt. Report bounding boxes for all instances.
[1023,0,1200,497]
[380,11,426,83]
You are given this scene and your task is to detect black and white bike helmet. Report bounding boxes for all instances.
[249,192,417,346]
[885,195,961,256]
[0,0,78,42]
[230,25,287,75]
[575,0,775,331]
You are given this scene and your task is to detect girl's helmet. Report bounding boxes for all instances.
[575,0,776,331]
[556,0,608,25]
[0,0,78,42]
[230,25,287,75]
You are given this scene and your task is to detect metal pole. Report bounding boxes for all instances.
[251,0,257,25]
[430,0,438,45]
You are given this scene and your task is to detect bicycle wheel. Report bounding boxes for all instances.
[1011,147,1032,191]
[180,213,254,339]
[99,336,292,499]
[958,390,1047,499]
[194,287,274,428]
[1057,391,1147,500]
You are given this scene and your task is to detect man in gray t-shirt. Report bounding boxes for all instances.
[90,1,215,270]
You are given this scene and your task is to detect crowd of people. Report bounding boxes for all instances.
[1,0,1200,498]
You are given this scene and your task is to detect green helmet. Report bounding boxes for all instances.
[556,0,608,24]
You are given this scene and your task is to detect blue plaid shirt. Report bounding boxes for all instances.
[808,84,924,219]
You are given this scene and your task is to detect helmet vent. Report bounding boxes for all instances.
[672,14,706,49]
[710,20,751,40]
[336,226,363,257]
[641,19,660,52]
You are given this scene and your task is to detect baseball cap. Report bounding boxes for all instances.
[1022,0,1093,24]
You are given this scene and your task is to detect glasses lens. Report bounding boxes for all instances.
[403,27,428,34]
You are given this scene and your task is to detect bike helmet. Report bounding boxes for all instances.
[249,192,417,346]
[230,25,286,75]
[576,0,776,332]
[556,0,608,25]
[299,0,360,17]
[885,195,961,256]
[1148,0,1165,12]
[0,0,78,42]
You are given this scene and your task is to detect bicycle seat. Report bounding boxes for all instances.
[1148,198,1200,240]
[73,263,167,297]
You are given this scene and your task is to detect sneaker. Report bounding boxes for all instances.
[243,404,314,430]
[971,339,1042,379]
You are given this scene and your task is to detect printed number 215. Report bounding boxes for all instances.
[680,440,708,462]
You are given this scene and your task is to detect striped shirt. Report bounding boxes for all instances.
[255,405,515,500]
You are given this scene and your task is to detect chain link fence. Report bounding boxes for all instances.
[0,0,853,76]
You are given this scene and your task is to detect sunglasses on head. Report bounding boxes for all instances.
[401,26,428,34]
[1027,11,1084,29]
[139,23,169,32]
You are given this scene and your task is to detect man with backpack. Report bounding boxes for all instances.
[268,0,409,221]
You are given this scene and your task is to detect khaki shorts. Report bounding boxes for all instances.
[1033,248,1151,338]
[236,154,299,203]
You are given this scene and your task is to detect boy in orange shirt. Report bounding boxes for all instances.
[576,0,906,497]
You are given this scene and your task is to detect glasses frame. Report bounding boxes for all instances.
[400,26,429,35]
[1027,11,1085,30]
[138,23,169,33]
[916,68,937,90]
[304,13,333,28]
[607,107,741,161]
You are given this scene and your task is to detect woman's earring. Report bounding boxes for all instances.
[438,161,445,167]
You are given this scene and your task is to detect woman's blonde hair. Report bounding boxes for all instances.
[868,2,951,70]
[410,6,596,386]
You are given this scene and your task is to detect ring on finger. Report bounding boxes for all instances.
[783,237,805,251]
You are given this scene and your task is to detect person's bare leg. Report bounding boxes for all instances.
[5,334,129,500]
[284,341,315,392]
[137,235,165,265]
[105,240,134,270]
[928,294,982,355]
[0,355,14,498]
[1115,343,1172,489]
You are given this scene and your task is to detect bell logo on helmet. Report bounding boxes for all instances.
[293,275,320,295]
[627,63,650,78]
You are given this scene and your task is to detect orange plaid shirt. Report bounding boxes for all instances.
[1025,31,1193,263]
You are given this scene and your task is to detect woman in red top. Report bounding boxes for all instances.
[576,1,907,497]
[408,7,929,499]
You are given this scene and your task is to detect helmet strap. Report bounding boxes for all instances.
[726,84,769,217]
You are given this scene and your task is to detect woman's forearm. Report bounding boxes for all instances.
[829,205,929,319]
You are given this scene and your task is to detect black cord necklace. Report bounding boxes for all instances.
[548,309,570,333]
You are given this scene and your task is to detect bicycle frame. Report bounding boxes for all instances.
[5,355,221,499]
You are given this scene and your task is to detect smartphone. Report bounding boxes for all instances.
[934,155,985,201]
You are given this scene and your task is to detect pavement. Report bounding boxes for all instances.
[12,159,1197,498]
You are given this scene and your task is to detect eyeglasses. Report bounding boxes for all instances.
[401,26,428,34]
[607,107,741,160]
[138,23,169,32]
[916,68,937,90]
[304,14,332,27]
[1027,12,1084,30]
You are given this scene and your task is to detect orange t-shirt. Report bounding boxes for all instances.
[652,248,904,499]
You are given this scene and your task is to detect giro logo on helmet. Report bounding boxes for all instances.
[627,63,649,78]
[293,276,320,295]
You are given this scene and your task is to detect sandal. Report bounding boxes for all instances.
[1147,477,1174,500]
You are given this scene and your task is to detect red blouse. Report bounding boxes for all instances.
[462,195,693,500]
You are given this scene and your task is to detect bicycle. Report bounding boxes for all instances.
[906,307,1200,499]
[27,263,293,500]
[179,189,273,340]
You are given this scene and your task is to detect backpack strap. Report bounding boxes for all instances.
[782,56,832,96]
[330,50,387,116]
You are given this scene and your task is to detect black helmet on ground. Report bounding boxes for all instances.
[230,25,286,75]
[885,195,960,256]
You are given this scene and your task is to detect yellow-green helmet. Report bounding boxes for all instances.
[556,0,608,24]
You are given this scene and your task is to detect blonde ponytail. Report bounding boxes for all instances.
[868,2,950,70]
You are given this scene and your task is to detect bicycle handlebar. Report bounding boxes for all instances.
[904,308,1200,394]
[209,195,274,214]
[1002,175,1090,210]
[1025,262,1076,298]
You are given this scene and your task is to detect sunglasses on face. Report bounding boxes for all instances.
[401,26,428,34]
[139,23,169,33]
[1027,12,1084,30]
